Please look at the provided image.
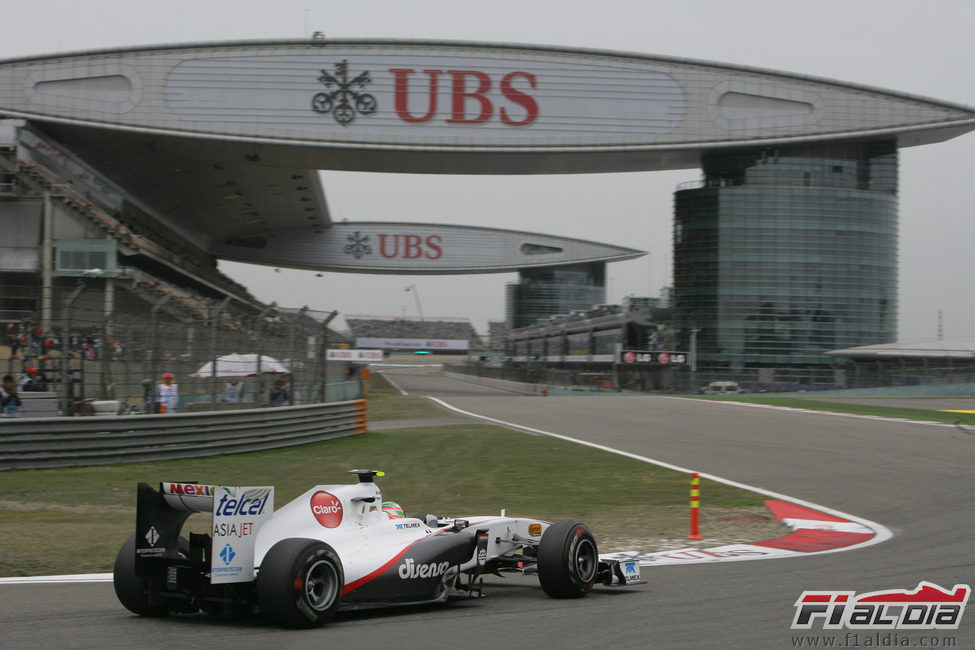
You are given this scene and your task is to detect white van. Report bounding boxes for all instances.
[703,381,743,395]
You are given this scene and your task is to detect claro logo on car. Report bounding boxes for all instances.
[310,491,344,528]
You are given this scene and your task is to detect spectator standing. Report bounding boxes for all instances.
[29,325,42,356]
[156,372,179,413]
[9,328,22,357]
[20,367,47,392]
[1,375,22,417]
[268,378,289,406]
[4,324,15,353]
[224,378,243,402]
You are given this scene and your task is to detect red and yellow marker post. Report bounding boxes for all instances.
[687,472,702,540]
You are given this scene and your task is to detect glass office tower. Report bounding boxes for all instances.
[673,141,898,377]
[506,262,606,329]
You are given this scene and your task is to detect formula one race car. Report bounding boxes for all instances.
[113,470,643,627]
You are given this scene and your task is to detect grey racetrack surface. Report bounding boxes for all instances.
[3,367,974,649]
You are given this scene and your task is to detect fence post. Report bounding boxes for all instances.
[208,297,231,410]
[60,281,85,416]
[147,294,173,413]
[101,277,114,399]
[287,306,307,405]
[41,191,54,333]
[255,302,276,405]
[319,310,338,403]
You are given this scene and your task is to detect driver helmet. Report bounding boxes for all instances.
[382,501,405,519]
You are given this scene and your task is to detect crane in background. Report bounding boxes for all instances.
[405,285,424,321]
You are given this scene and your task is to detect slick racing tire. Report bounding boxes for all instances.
[113,535,192,616]
[537,522,598,598]
[257,538,344,628]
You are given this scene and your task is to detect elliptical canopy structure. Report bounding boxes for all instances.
[1,39,972,374]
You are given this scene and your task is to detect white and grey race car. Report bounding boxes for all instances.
[113,470,643,627]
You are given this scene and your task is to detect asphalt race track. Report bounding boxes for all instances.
[3,367,973,649]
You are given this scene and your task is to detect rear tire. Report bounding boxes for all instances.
[113,535,169,616]
[537,522,598,598]
[257,538,344,628]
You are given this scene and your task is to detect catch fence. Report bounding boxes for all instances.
[1,274,357,416]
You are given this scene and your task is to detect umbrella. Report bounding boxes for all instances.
[191,353,289,378]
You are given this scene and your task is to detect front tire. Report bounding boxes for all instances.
[537,522,598,598]
[257,538,344,628]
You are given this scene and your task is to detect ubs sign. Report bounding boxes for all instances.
[344,231,443,260]
[215,222,644,274]
[326,224,505,270]
[164,47,685,145]
[388,67,538,126]
[311,59,538,127]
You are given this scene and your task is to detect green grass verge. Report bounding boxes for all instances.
[0,420,766,577]
[365,371,460,421]
[691,395,975,425]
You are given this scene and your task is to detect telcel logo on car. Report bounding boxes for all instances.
[310,491,344,528]
[215,490,271,517]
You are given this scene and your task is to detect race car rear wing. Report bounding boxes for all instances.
[134,482,275,584]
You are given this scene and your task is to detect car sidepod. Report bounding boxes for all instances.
[340,530,476,608]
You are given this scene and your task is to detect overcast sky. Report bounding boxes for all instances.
[6,0,974,340]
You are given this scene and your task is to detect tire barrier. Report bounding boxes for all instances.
[0,399,368,471]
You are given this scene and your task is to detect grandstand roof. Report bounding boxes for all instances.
[346,315,484,349]
[2,38,973,273]
[826,338,975,360]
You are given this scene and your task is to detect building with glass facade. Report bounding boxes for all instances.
[505,263,606,329]
[674,141,899,381]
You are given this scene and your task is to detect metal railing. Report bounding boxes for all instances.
[0,399,368,471]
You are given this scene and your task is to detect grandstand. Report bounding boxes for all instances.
[2,124,264,323]
[449,297,684,392]
[0,125,355,413]
[345,316,484,353]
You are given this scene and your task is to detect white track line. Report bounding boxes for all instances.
[672,396,961,428]
[379,370,410,396]
[0,573,112,584]
[427,396,893,562]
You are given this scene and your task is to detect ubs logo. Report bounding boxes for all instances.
[344,231,372,259]
[312,60,377,125]
[312,59,539,127]
[342,232,444,261]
